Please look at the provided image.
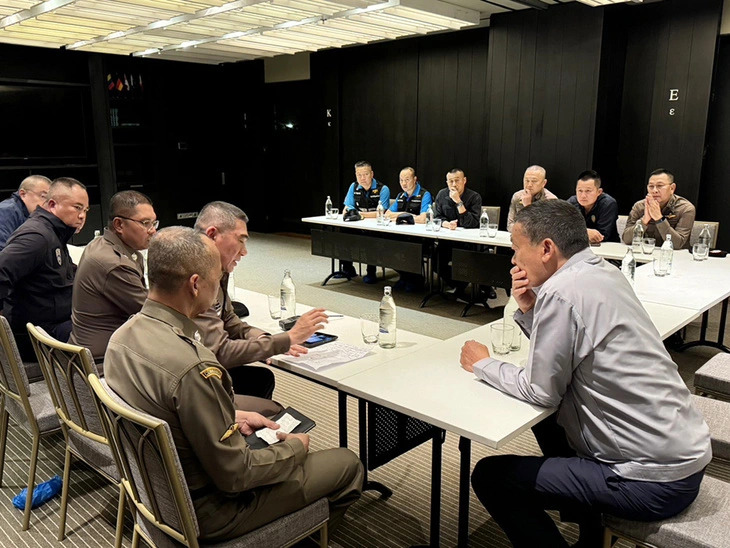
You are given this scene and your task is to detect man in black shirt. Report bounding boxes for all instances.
[567,170,619,243]
[433,168,482,229]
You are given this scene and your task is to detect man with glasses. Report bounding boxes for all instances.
[0,177,89,359]
[622,168,695,249]
[0,175,51,250]
[507,165,558,232]
[70,190,157,366]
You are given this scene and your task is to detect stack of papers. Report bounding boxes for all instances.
[279,341,370,370]
[255,413,301,445]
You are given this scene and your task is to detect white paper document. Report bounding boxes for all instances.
[278,341,370,370]
[255,413,301,445]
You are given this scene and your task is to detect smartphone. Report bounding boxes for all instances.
[302,332,338,348]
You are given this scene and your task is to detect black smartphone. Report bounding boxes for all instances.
[302,332,338,348]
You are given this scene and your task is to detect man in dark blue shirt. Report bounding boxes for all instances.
[0,175,51,250]
[567,170,619,243]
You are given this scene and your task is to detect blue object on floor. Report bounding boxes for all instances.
[13,475,63,510]
[363,274,377,284]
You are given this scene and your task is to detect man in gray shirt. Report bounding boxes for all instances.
[460,200,711,547]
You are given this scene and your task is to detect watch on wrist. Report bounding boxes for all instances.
[456,201,464,209]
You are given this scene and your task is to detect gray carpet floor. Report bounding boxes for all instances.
[0,232,726,547]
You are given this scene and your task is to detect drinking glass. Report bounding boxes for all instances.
[652,257,668,277]
[510,329,522,351]
[487,223,498,238]
[268,295,282,320]
[641,237,656,255]
[360,314,379,345]
[329,208,339,219]
[693,242,709,261]
[490,324,514,355]
[432,218,442,232]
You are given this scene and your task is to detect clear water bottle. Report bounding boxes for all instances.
[376,201,384,225]
[425,204,434,231]
[699,224,711,259]
[660,234,674,275]
[378,286,397,348]
[632,222,644,253]
[325,195,332,218]
[621,248,636,286]
[280,269,296,318]
[479,207,490,237]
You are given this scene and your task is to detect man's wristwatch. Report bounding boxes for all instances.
[456,201,464,209]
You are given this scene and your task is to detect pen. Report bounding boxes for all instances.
[327,314,344,318]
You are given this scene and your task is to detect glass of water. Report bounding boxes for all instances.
[641,237,656,255]
[432,218,442,232]
[490,324,514,355]
[692,242,709,261]
[360,314,379,345]
[268,295,282,320]
[487,223,498,238]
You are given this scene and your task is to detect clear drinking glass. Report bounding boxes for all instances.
[641,237,656,255]
[360,314,379,345]
[432,218,442,232]
[510,330,522,351]
[329,208,339,219]
[268,295,282,319]
[490,324,514,355]
[652,257,668,277]
[692,242,709,261]
[487,223,498,238]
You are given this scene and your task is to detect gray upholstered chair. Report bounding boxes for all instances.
[483,206,500,228]
[0,316,60,531]
[88,374,330,548]
[690,394,730,465]
[616,215,628,238]
[694,353,730,401]
[689,221,719,248]
[27,324,125,547]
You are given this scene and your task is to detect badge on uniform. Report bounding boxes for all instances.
[55,248,62,266]
[591,215,596,223]
[131,253,137,261]
[219,422,240,442]
[194,331,202,342]
[200,366,222,380]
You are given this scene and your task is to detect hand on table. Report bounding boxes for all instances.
[285,344,309,357]
[460,340,490,373]
[587,229,604,244]
[443,220,457,230]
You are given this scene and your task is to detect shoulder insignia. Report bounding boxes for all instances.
[372,188,380,195]
[591,215,596,223]
[55,248,63,266]
[131,253,137,261]
[194,331,202,342]
[200,366,222,380]
[219,422,240,442]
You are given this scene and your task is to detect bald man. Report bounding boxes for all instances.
[0,175,51,250]
[506,165,558,232]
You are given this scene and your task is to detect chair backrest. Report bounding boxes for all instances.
[616,215,628,237]
[0,316,38,432]
[88,374,200,548]
[27,323,107,447]
[483,206,501,228]
[690,221,719,248]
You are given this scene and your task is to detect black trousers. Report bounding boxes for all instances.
[340,261,376,276]
[14,319,72,362]
[228,364,284,417]
[471,414,705,547]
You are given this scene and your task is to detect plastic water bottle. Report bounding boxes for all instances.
[280,270,296,318]
[479,207,490,237]
[621,248,636,286]
[660,234,674,275]
[698,224,711,259]
[378,286,397,348]
[325,195,332,218]
[632,222,644,253]
[425,204,434,231]
[376,201,384,225]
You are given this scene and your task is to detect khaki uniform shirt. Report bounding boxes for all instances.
[105,300,307,498]
[621,194,696,250]
[507,188,558,232]
[195,274,290,368]
[70,229,147,362]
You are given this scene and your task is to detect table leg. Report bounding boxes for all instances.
[358,398,393,499]
[458,436,472,548]
[429,429,444,547]
[677,298,730,353]
[338,390,348,448]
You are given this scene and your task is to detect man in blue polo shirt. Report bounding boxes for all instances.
[567,170,619,243]
[339,160,390,283]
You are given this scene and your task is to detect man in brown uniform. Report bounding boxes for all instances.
[621,168,696,249]
[70,191,157,366]
[194,201,328,403]
[506,165,558,232]
[105,226,363,542]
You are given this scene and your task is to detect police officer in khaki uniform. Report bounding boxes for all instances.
[105,227,363,543]
[70,191,157,366]
[194,201,328,411]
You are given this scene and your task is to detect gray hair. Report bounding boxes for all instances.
[195,201,249,233]
[148,226,219,294]
[514,200,589,259]
[108,190,153,227]
[400,166,416,178]
[19,175,51,192]
[524,165,547,179]
[47,177,86,203]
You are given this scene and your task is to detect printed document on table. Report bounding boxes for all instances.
[255,413,301,445]
[279,341,370,370]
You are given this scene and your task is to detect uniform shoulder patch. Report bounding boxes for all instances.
[200,366,222,380]
[219,422,240,442]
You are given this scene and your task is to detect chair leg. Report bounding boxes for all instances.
[319,521,329,548]
[602,527,614,548]
[0,408,9,486]
[22,435,41,531]
[57,446,72,540]
[114,483,126,548]
[132,523,141,548]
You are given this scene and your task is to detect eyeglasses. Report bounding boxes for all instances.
[117,216,159,231]
[647,184,670,191]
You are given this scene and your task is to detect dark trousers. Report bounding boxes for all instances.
[340,261,376,276]
[14,319,72,362]
[471,414,705,547]
[229,365,284,417]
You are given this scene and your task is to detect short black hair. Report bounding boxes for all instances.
[354,161,372,170]
[108,190,153,226]
[448,168,465,176]
[514,200,589,259]
[649,168,674,183]
[577,170,601,189]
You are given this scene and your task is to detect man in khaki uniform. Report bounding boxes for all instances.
[506,165,558,232]
[621,168,696,249]
[70,191,157,366]
[194,201,328,403]
[105,227,363,542]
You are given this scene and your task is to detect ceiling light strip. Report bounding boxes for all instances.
[0,0,76,29]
